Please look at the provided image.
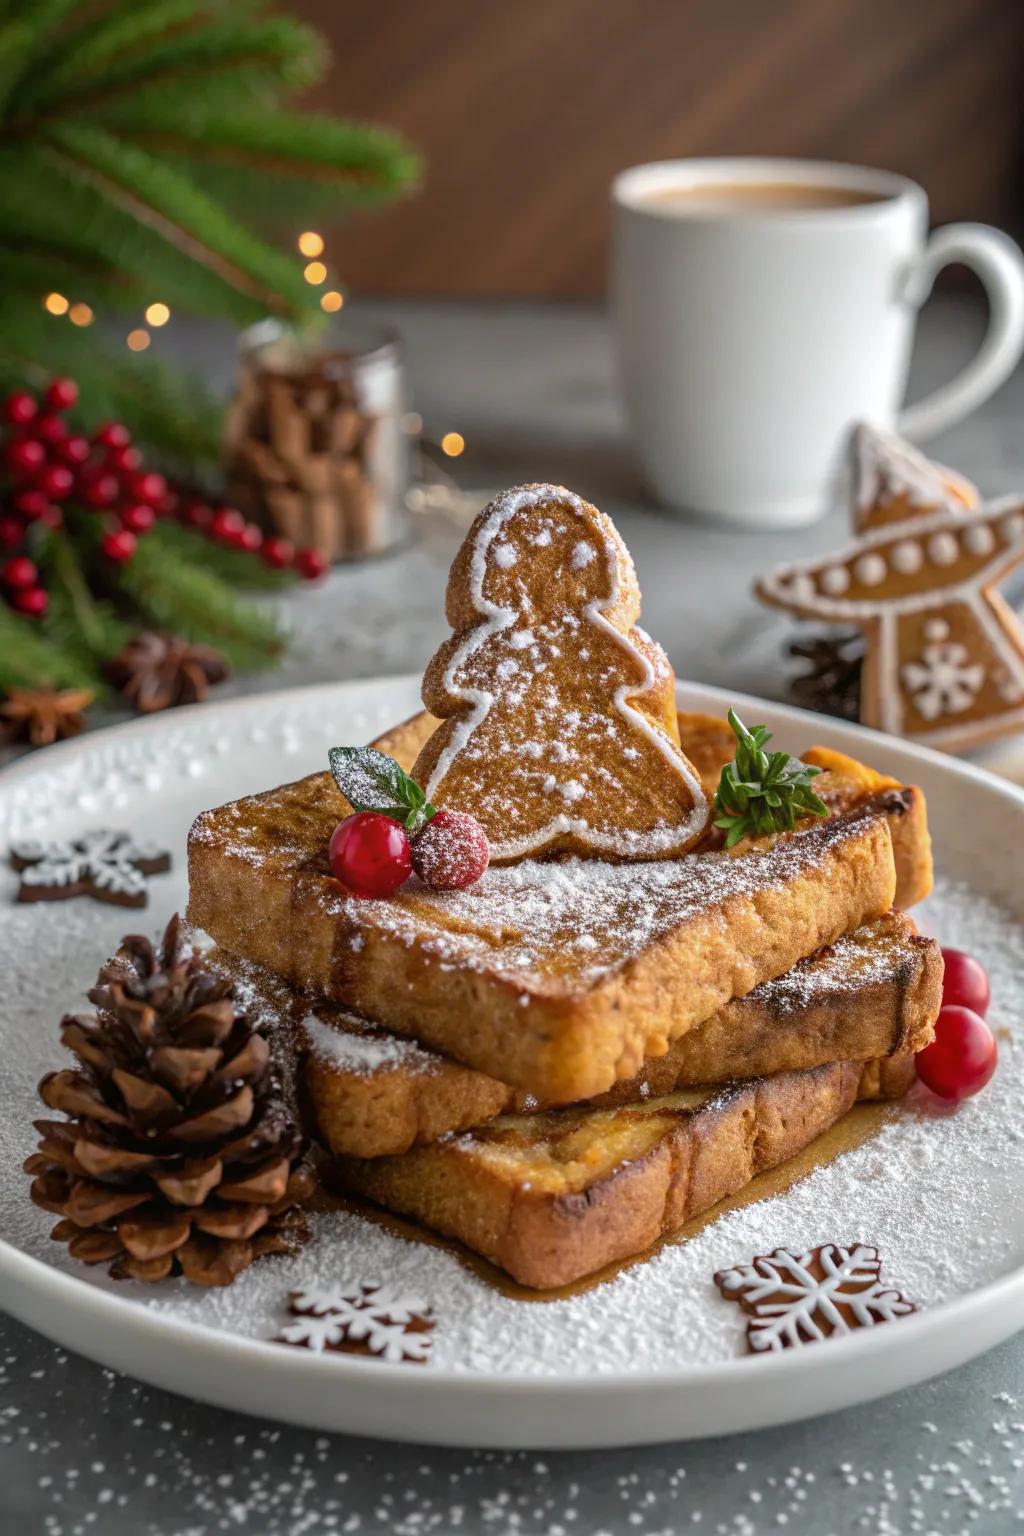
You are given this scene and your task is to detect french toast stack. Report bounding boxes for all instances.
[187,485,942,1290]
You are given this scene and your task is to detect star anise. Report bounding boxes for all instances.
[106,631,229,714]
[0,686,94,748]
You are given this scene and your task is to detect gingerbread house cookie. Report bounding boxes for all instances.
[412,483,709,861]
[757,425,1024,752]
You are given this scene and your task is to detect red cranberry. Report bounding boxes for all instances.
[185,501,212,528]
[13,491,51,522]
[411,809,490,891]
[106,444,142,476]
[328,812,412,899]
[57,434,91,467]
[940,948,990,1018]
[210,506,245,544]
[94,421,131,450]
[295,547,328,581]
[36,463,74,500]
[916,1005,997,1101]
[239,522,263,552]
[34,413,68,444]
[2,555,38,591]
[0,517,22,548]
[5,438,46,477]
[80,471,120,508]
[12,585,48,617]
[44,377,78,412]
[120,503,156,534]
[262,535,294,568]
[2,391,38,426]
[131,470,167,506]
[101,528,137,564]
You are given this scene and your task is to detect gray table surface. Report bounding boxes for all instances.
[2,296,1023,1534]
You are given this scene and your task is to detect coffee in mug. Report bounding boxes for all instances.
[611,158,1024,528]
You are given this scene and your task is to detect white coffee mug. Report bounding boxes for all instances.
[611,157,1024,528]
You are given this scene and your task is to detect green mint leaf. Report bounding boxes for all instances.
[328,746,436,831]
[712,709,830,848]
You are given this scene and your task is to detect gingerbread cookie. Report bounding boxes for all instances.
[757,425,1024,752]
[411,483,708,862]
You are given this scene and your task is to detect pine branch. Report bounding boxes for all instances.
[0,601,101,692]
[0,303,224,472]
[14,13,323,119]
[112,522,287,671]
[0,143,286,322]
[39,123,317,319]
[105,107,420,203]
[153,520,294,592]
[10,0,202,112]
[35,528,131,663]
[0,2,78,113]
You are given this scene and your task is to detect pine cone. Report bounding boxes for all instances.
[788,633,864,723]
[25,915,315,1286]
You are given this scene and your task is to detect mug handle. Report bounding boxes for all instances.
[897,223,1024,442]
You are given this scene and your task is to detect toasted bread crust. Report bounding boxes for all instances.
[332,1058,895,1289]
[189,802,896,1101]
[218,913,937,1157]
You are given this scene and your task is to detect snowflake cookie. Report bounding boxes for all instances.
[276,1283,435,1364]
[10,830,171,907]
[714,1243,917,1354]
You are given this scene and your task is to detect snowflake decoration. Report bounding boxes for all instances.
[276,1283,435,1364]
[714,1243,917,1354]
[901,642,985,722]
[9,829,171,908]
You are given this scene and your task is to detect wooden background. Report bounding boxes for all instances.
[293,0,1024,297]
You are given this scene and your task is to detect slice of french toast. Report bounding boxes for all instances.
[331,1057,907,1289]
[189,798,895,1102]
[217,911,939,1157]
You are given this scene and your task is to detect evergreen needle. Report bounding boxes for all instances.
[712,708,828,849]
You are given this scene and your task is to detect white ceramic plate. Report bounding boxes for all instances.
[1,676,1022,1449]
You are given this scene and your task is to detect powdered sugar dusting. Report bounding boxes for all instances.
[329,816,877,986]
[1,876,1022,1381]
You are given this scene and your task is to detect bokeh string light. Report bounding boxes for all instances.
[297,231,324,258]
[145,302,171,327]
[126,329,150,352]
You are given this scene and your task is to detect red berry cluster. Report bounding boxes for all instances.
[1,375,330,619]
[178,497,328,581]
[329,808,490,898]
[916,947,997,1101]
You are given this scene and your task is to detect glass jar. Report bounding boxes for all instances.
[224,319,410,561]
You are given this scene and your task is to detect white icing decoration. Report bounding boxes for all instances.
[282,1284,433,1363]
[492,542,517,569]
[423,484,708,860]
[819,567,850,596]
[890,540,923,575]
[716,1244,914,1353]
[928,531,959,566]
[1002,511,1024,541]
[901,642,985,720]
[571,540,596,570]
[923,618,949,643]
[558,779,585,803]
[853,423,973,519]
[964,524,995,557]
[854,552,887,586]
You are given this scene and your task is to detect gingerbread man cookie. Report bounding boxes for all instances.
[757,425,1024,753]
[412,484,708,862]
